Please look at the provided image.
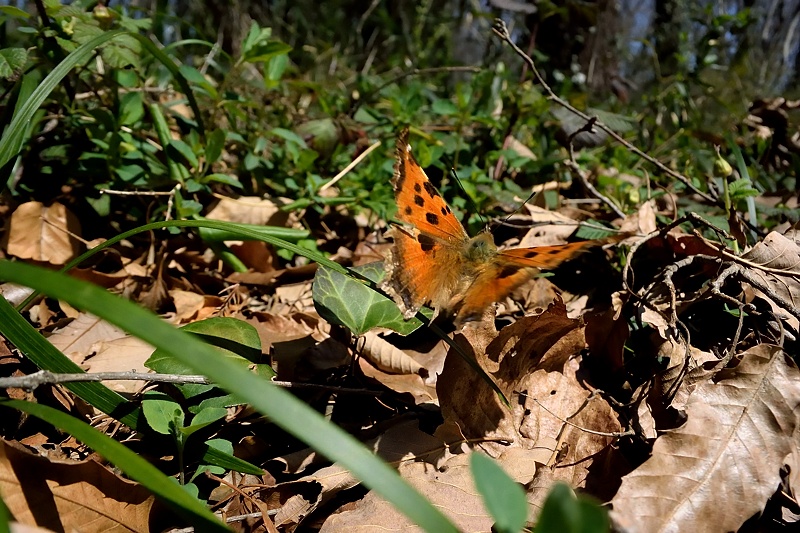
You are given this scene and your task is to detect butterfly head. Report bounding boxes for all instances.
[464,232,498,263]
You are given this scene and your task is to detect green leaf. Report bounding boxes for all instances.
[118,91,144,126]
[471,453,528,533]
[202,173,243,188]
[145,317,262,398]
[535,483,609,533]
[574,222,618,240]
[432,98,458,116]
[0,48,27,80]
[205,128,226,164]
[142,392,184,435]
[168,139,200,170]
[266,54,288,86]
[0,399,227,531]
[181,407,228,438]
[245,41,292,64]
[271,127,308,147]
[312,262,425,335]
[0,5,31,19]
[0,261,457,533]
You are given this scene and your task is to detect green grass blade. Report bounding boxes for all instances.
[0,296,263,475]
[0,261,457,533]
[0,399,228,532]
[0,29,126,175]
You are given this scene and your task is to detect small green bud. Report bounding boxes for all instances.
[714,150,733,178]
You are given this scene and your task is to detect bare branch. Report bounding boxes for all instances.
[491,19,718,205]
[0,370,379,395]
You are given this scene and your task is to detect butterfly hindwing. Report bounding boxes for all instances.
[382,225,463,319]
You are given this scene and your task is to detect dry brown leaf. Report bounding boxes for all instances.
[206,196,289,227]
[610,345,800,532]
[619,200,657,237]
[518,205,579,245]
[438,298,585,454]
[0,439,166,532]
[358,331,425,375]
[4,201,82,265]
[271,463,361,528]
[169,289,207,322]
[9,523,59,532]
[262,420,448,529]
[48,314,127,362]
[84,336,155,393]
[357,357,437,406]
[743,227,800,274]
[319,452,496,533]
[740,226,800,328]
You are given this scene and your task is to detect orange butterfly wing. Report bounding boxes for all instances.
[454,241,600,324]
[380,130,469,319]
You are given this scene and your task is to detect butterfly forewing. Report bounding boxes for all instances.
[392,131,468,243]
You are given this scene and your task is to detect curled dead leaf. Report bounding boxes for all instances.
[358,331,425,375]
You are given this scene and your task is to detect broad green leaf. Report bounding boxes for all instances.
[118,90,144,126]
[432,99,458,116]
[271,127,308,147]
[471,453,528,533]
[202,173,243,188]
[535,483,609,533]
[266,54,288,86]
[245,41,292,63]
[145,316,263,398]
[142,392,184,435]
[181,407,228,438]
[0,48,27,80]
[312,262,425,335]
[0,5,31,19]
[0,262,457,533]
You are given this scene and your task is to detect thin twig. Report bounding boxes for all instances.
[564,155,626,218]
[319,140,382,192]
[524,395,634,438]
[0,370,380,395]
[99,189,176,196]
[491,19,717,204]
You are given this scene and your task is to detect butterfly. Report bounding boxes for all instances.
[380,129,614,326]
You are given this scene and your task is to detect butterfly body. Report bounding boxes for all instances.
[381,130,606,326]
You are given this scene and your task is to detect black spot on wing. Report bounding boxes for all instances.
[497,265,518,279]
[426,212,439,225]
[423,181,438,199]
[441,206,451,216]
[523,250,540,258]
[414,195,425,207]
[417,234,436,252]
[414,183,422,193]
[404,206,412,215]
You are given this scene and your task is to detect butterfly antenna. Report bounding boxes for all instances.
[443,155,487,227]
[498,187,538,228]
